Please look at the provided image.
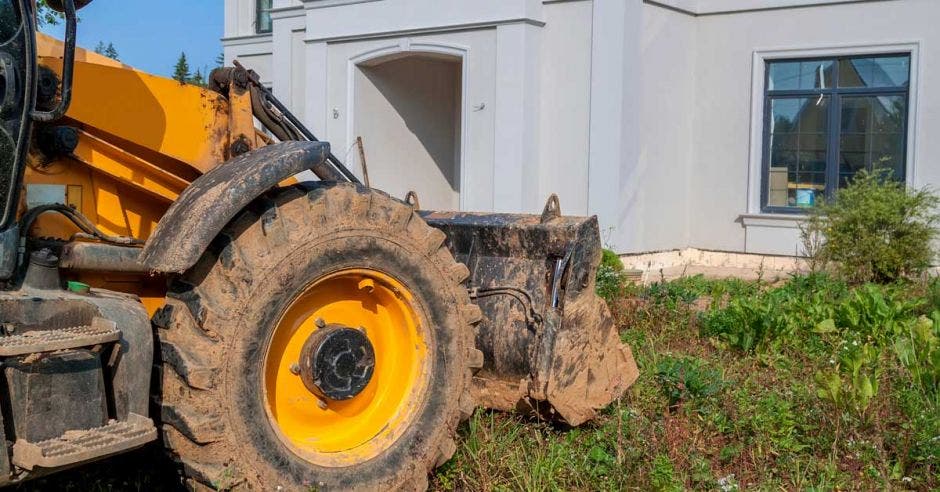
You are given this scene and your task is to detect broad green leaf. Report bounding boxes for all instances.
[814,319,837,334]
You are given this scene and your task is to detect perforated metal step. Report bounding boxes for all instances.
[11,413,157,470]
[0,318,121,357]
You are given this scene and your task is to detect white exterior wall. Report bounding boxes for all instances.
[223,0,940,257]
[628,4,696,252]
[222,0,274,85]
[689,0,939,255]
[538,1,593,216]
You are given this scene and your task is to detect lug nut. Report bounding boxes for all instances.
[316,398,328,410]
[315,318,326,328]
[289,363,301,375]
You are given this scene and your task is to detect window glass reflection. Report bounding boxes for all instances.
[769,60,833,90]
[768,96,829,208]
[838,56,909,88]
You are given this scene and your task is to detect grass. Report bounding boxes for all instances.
[19,274,940,491]
[434,274,940,491]
[13,445,185,491]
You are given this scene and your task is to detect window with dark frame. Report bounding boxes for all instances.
[256,0,273,34]
[762,54,910,212]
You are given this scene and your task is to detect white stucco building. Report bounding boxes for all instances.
[223,0,939,263]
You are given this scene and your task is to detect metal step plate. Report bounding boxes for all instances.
[11,413,157,470]
[0,318,121,357]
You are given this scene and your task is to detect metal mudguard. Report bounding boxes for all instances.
[422,201,638,425]
[139,141,331,273]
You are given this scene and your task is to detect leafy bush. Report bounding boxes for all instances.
[802,171,939,284]
[814,332,882,419]
[926,276,940,313]
[596,248,627,300]
[894,312,940,400]
[645,275,756,310]
[832,283,923,346]
[737,391,809,455]
[699,273,846,353]
[649,455,682,492]
[810,285,927,417]
[655,356,724,407]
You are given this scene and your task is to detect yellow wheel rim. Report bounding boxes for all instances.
[263,268,429,467]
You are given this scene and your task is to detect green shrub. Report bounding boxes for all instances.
[699,293,782,353]
[699,273,847,353]
[807,284,927,418]
[649,454,682,492]
[926,276,940,313]
[814,332,883,419]
[655,356,724,407]
[596,248,627,301]
[894,312,940,400]
[739,392,810,455]
[645,275,756,310]
[832,283,923,345]
[802,170,939,284]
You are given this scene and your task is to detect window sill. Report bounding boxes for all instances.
[739,213,807,229]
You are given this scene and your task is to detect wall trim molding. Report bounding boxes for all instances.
[221,33,273,46]
[270,5,305,20]
[304,18,542,44]
[644,0,898,17]
[302,0,383,10]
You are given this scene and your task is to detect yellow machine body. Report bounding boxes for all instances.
[25,34,265,313]
[6,27,635,486]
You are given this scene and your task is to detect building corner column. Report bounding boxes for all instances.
[587,0,641,251]
[493,21,542,213]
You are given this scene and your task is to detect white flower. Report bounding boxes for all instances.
[717,474,739,492]
[902,477,913,483]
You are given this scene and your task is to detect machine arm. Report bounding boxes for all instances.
[209,62,361,184]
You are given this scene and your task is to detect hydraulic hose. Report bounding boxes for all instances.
[19,204,144,246]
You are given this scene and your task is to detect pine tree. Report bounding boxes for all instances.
[104,42,120,61]
[172,52,191,84]
[94,42,120,61]
[215,52,225,68]
[189,69,205,87]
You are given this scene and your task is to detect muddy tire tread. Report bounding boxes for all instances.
[155,182,478,490]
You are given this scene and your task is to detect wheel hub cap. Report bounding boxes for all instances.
[299,324,376,401]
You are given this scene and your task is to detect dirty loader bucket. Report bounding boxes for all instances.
[422,198,639,426]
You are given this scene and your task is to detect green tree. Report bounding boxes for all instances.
[93,41,119,61]
[172,52,191,84]
[215,52,225,68]
[36,0,63,27]
[189,68,205,87]
[103,42,119,60]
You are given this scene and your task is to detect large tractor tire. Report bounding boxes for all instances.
[152,182,481,490]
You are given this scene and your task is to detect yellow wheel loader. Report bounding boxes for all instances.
[0,0,638,489]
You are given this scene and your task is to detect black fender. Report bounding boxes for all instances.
[139,141,331,273]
